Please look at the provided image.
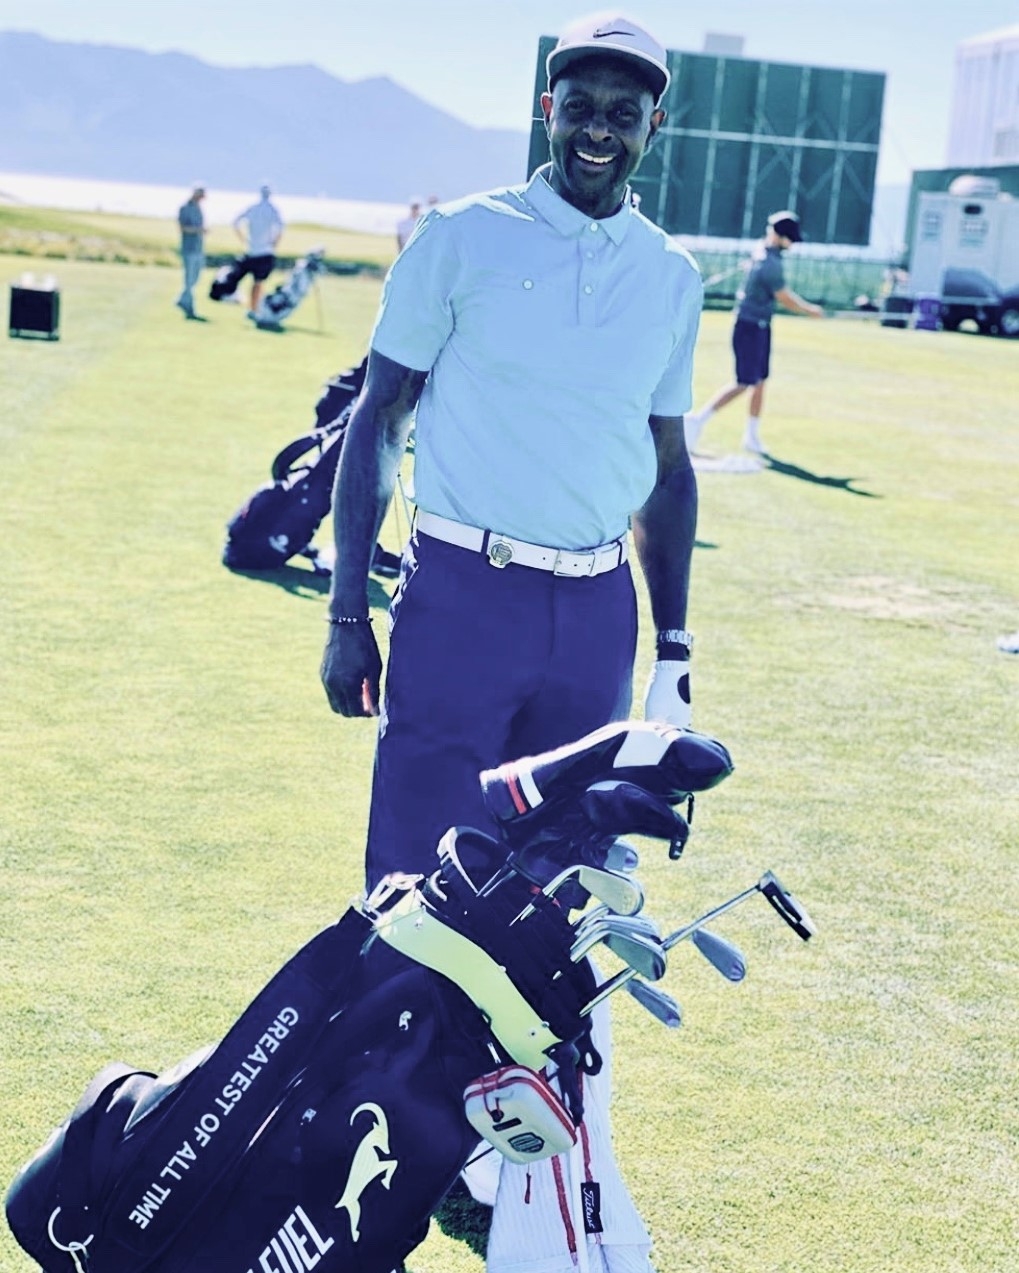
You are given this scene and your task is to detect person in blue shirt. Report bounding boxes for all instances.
[684,210,824,456]
[175,185,206,320]
[322,17,701,1267]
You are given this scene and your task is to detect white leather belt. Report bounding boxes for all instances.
[415,509,627,578]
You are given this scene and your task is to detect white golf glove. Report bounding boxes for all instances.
[643,658,692,729]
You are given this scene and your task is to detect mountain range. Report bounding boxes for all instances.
[0,31,531,204]
[0,31,912,250]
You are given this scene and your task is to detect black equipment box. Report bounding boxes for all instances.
[9,285,60,340]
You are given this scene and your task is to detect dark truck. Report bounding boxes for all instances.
[882,267,1019,337]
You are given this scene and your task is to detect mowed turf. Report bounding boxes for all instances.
[0,249,1017,1273]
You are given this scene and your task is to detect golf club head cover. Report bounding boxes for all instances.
[480,722,733,861]
[643,659,692,729]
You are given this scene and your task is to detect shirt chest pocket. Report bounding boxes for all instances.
[455,270,564,370]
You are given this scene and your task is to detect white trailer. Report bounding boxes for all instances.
[909,177,1019,294]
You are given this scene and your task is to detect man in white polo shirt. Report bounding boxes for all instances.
[232,184,284,318]
[322,13,701,1272]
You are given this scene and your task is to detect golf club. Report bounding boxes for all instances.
[581,870,816,1015]
[603,930,667,980]
[691,927,746,982]
[571,910,660,947]
[513,864,644,923]
[571,918,667,979]
[601,839,640,874]
[625,979,682,1027]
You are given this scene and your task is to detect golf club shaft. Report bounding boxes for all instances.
[582,884,761,1014]
[660,884,760,952]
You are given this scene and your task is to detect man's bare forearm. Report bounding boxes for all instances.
[328,353,424,616]
[631,415,698,633]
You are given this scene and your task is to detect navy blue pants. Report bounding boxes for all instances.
[364,531,638,888]
[732,317,771,385]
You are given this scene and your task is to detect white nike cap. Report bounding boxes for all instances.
[546,12,671,105]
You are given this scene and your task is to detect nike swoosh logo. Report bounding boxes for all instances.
[592,30,633,39]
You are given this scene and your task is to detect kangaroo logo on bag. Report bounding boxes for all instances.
[333,1103,398,1241]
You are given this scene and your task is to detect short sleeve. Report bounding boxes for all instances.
[649,267,704,417]
[370,210,460,373]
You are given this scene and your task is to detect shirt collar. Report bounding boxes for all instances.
[525,167,632,245]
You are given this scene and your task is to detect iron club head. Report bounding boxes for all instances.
[625,978,682,1027]
[603,930,667,981]
[690,927,747,982]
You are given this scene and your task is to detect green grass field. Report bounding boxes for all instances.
[0,204,396,271]
[1,243,1017,1273]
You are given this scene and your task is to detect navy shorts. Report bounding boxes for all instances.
[364,530,638,888]
[237,254,275,282]
[732,318,771,385]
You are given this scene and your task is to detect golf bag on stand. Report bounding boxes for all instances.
[221,357,399,577]
[252,249,327,330]
[6,720,815,1273]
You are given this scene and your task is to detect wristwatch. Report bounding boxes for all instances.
[656,628,693,658]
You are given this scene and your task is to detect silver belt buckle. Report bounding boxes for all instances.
[487,538,514,568]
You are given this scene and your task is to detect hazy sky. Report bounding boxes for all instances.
[4,0,1019,186]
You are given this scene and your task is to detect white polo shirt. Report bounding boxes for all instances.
[371,168,703,549]
[234,197,283,257]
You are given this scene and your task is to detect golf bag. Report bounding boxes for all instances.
[208,259,247,302]
[252,249,327,329]
[221,358,400,576]
[4,722,736,1273]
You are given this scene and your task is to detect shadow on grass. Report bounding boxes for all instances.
[251,322,331,337]
[763,453,881,499]
[430,1176,491,1260]
[226,566,393,612]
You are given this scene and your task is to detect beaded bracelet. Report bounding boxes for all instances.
[325,615,373,625]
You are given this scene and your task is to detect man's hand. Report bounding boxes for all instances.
[321,622,383,717]
[643,658,692,730]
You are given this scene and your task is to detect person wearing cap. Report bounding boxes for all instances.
[321,16,701,1267]
[175,184,206,320]
[685,210,824,457]
[232,184,285,318]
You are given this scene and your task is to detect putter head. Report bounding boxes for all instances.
[758,871,816,941]
[691,927,746,982]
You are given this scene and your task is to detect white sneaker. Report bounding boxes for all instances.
[997,631,1019,654]
[742,434,766,455]
[684,411,706,452]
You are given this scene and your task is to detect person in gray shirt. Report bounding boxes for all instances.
[685,210,823,456]
[175,185,206,321]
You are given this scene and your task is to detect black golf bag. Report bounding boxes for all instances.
[5,722,736,1273]
[208,258,247,302]
[221,358,399,576]
[252,249,327,330]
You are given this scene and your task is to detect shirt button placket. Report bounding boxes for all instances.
[578,226,599,326]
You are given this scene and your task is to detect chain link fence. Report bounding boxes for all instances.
[688,246,893,312]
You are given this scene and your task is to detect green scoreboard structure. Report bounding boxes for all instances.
[529,37,886,246]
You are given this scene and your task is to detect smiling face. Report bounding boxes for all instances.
[541,58,664,219]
